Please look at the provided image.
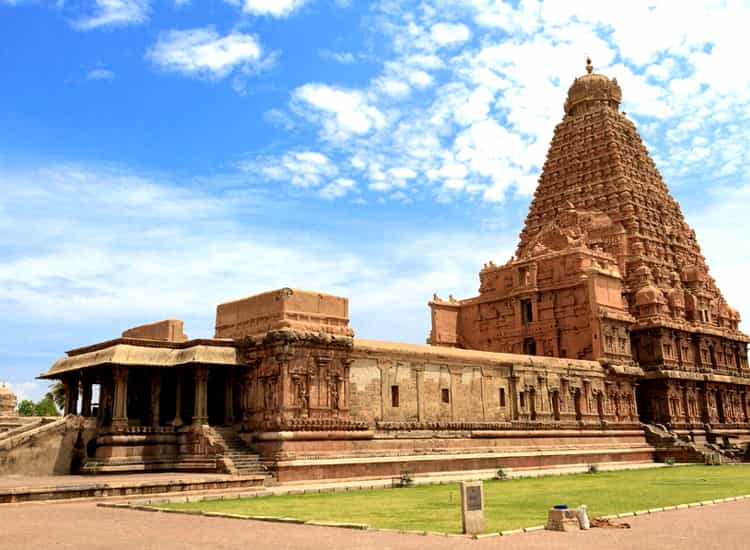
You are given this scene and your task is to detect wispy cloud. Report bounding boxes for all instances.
[146,27,268,80]
[71,0,150,31]
[224,0,310,18]
[0,162,505,332]
[319,49,357,64]
[85,68,116,80]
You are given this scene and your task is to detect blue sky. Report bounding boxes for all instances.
[1,0,749,402]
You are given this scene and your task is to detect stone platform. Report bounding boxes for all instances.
[0,473,266,504]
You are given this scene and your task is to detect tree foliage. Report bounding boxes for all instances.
[17,399,36,416]
[16,395,61,417]
[47,381,66,411]
[35,396,60,416]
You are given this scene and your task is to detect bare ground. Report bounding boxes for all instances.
[2,498,749,549]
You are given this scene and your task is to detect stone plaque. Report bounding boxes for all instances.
[460,481,485,535]
[466,485,482,511]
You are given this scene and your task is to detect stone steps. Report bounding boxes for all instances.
[210,427,270,478]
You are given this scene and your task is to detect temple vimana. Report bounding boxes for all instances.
[3,60,748,481]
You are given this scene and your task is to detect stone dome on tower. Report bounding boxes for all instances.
[0,383,18,417]
[563,57,622,116]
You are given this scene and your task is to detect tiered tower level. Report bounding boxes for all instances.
[430,59,750,431]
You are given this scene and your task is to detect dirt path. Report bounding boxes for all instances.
[1,498,748,549]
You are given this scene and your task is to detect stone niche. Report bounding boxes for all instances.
[215,288,354,339]
[122,319,188,343]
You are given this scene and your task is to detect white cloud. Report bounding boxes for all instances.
[374,77,411,99]
[146,27,265,80]
[319,177,356,199]
[5,381,47,405]
[225,0,309,17]
[252,150,339,187]
[255,0,750,209]
[71,0,150,30]
[0,162,510,348]
[85,68,116,81]
[430,22,471,46]
[293,83,386,139]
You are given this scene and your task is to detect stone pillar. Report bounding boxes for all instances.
[240,366,253,428]
[173,371,184,427]
[97,378,107,423]
[224,369,234,426]
[193,366,209,427]
[681,384,690,424]
[537,375,549,418]
[111,366,129,430]
[81,374,93,417]
[698,385,710,424]
[509,374,520,421]
[412,365,424,423]
[342,359,352,413]
[64,372,80,416]
[277,354,291,416]
[150,370,161,428]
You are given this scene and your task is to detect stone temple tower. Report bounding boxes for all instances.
[429,59,750,431]
[0,383,18,417]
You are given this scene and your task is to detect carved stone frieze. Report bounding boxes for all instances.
[235,329,354,432]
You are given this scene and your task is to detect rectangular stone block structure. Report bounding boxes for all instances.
[215,288,353,339]
[546,508,581,532]
[461,480,485,535]
[122,319,187,342]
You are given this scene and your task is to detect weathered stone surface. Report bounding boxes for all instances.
[546,508,581,531]
[122,319,188,343]
[215,288,354,339]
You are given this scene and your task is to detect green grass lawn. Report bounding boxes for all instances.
[162,465,750,533]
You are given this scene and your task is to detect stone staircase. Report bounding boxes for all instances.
[641,423,747,464]
[210,426,271,480]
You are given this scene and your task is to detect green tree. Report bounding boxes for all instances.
[34,396,60,417]
[17,399,35,416]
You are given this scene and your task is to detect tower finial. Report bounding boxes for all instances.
[585,56,593,74]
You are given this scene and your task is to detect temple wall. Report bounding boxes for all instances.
[249,338,651,482]
[348,339,639,427]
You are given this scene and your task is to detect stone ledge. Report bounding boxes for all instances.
[2,476,265,504]
[275,446,655,467]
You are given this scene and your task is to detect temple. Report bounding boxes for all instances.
[429,58,750,444]
[9,60,748,481]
